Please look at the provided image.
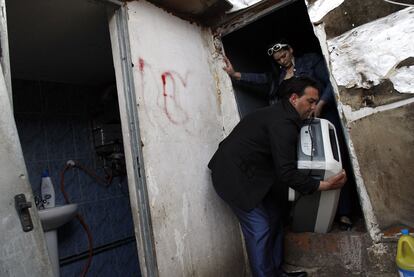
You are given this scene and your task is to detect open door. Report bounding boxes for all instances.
[107,2,246,276]
[0,1,53,275]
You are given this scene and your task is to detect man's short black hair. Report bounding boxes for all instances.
[278,76,320,99]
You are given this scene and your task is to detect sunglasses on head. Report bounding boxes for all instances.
[267,43,289,56]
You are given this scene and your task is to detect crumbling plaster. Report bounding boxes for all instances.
[308,0,414,245]
[328,7,414,94]
[308,0,404,39]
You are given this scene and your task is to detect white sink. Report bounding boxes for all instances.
[38,204,78,277]
[38,204,78,232]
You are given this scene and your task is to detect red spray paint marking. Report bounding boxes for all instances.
[170,70,188,87]
[135,57,159,128]
[161,73,170,96]
[161,71,189,125]
[138,58,145,73]
[138,58,146,100]
[136,58,189,126]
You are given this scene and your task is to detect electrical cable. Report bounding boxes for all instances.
[59,160,123,276]
[75,162,112,187]
[308,116,315,166]
[60,164,93,277]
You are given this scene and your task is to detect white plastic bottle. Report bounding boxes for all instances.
[41,169,55,208]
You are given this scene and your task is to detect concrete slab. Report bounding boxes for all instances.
[349,103,414,230]
[284,230,398,276]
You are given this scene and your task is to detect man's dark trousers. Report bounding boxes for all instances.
[229,194,284,277]
[208,101,319,276]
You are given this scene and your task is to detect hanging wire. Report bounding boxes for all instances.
[382,0,414,7]
[60,163,93,277]
[308,117,315,164]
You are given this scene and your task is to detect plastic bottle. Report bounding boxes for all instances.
[396,229,414,277]
[41,169,55,208]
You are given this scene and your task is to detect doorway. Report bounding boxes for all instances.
[6,0,141,275]
[221,0,363,231]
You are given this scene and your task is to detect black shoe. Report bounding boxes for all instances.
[339,215,353,231]
[279,270,308,277]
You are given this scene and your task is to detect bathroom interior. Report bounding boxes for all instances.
[7,0,141,275]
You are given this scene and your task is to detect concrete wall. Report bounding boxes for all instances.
[307,0,414,238]
[124,1,246,276]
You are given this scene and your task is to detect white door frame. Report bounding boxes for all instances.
[0,0,11,103]
[104,1,158,277]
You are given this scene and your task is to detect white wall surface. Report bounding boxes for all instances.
[125,1,246,276]
[306,0,344,23]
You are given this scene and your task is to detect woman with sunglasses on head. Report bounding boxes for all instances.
[223,39,355,230]
[223,39,334,118]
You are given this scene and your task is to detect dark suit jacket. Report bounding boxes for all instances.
[208,100,319,211]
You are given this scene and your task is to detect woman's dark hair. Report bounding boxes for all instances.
[278,76,320,99]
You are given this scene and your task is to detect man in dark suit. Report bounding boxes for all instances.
[208,76,346,277]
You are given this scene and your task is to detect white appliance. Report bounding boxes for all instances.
[289,118,342,233]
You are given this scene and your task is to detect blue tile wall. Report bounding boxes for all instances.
[13,79,140,277]
[60,241,141,277]
[115,242,142,276]
[15,114,48,162]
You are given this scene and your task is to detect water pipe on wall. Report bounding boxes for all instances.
[60,160,115,277]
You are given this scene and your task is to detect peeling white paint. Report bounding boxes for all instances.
[389,65,414,93]
[307,0,344,24]
[367,242,389,256]
[205,34,240,137]
[342,96,414,122]
[347,139,382,242]
[328,7,414,92]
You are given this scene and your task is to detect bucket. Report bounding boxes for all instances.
[397,229,414,277]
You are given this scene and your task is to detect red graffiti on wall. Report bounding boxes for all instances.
[136,57,190,126]
[136,57,158,128]
[160,71,189,125]
[138,58,145,73]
